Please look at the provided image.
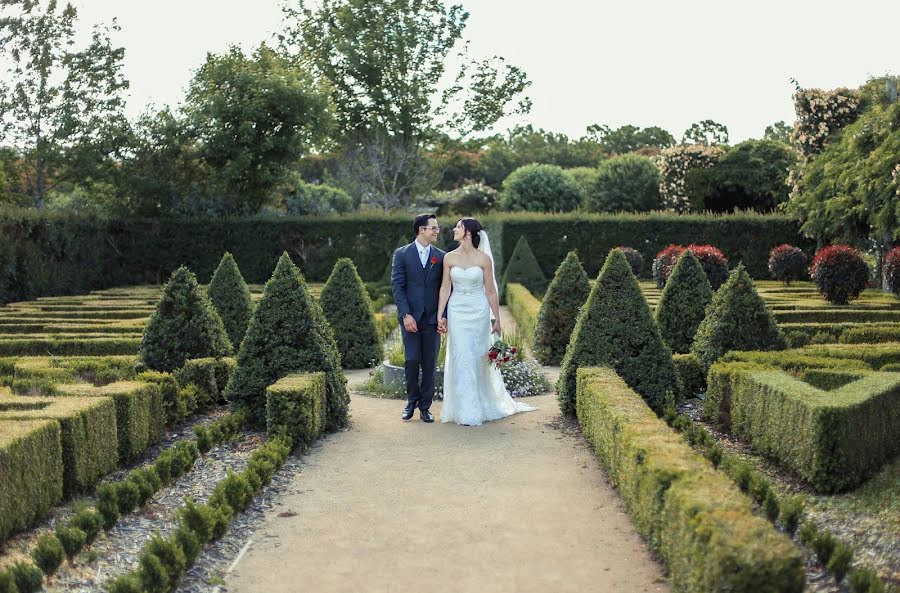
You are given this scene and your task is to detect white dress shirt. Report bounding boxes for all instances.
[415,239,430,268]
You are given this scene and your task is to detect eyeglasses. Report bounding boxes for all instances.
[423,225,440,231]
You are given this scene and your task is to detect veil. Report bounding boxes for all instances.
[478,230,500,325]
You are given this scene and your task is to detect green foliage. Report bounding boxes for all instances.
[656,251,713,353]
[282,178,353,215]
[0,570,14,593]
[682,119,729,146]
[31,533,65,575]
[139,266,232,373]
[96,483,119,530]
[210,470,254,514]
[575,367,804,593]
[500,164,582,212]
[533,251,590,365]
[225,253,349,429]
[177,499,216,545]
[144,534,186,592]
[114,480,140,514]
[673,353,705,398]
[68,508,102,543]
[584,154,661,212]
[504,283,541,352]
[691,264,786,370]
[266,373,325,448]
[319,258,383,369]
[184,43,333,213]
[138,548,170,593]
[55,526,86,562]
[779,495,804,536]
[207,253,253,350]
[827,542,853,583]
[558,249,678,414]
[848,567,887,593]
[695,140,794,212]
[658,144,725,212]
[174,357,236,409]
[585,123,675,153]
[7,562,41,593]
[500,235,547,299]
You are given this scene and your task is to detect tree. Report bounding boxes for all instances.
[585,153,661,212]
[696,139,795,212]
[763,121,791,144]
[533,251,590,365]
[682,119,729,146]
[281,0,531,207]
[655,251,713,354]
[585,124,676,154]
[319,258,383,369]
[184,43,334,215]
[207,252,254,350]
[0,0,129,208]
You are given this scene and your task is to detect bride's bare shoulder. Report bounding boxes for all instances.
[478,251,492,266]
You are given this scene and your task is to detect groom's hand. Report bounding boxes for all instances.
[437,318,448,334]
[403,314,418,333]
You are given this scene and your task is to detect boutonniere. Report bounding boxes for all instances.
[430,255,438,265]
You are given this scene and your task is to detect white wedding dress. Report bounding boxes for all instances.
[441,264,537,426]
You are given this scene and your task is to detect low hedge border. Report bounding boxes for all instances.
[662,408,890,592]
[773,310,900,324]
[266,372,326,448]
[0,394,118,498]
[0,419,63,544]
[798,343,900,370]
[0,338,140,356]
[575,366,804,593]
[104,434,292,593]
[839,325,900,344]
[505,283,540,352]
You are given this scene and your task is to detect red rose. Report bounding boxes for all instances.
[503,356,510,362]
[510,347,517,354]
[430,256,438,265]
[488,351,498,360]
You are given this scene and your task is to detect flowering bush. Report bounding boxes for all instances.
[617,247,644,277]
[500,358,551,397]
[657,144,725,212]
[768,244,808,285]
[810,246,870,305]
[652,244,685,287]
[883,246,900,297]
[686,244,729,290]
[790,88,862,160]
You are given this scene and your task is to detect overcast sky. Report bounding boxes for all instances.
[75,0,899,143]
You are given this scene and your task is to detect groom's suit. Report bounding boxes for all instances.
[391,241,445,413]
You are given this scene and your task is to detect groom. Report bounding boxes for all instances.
[391,214,445,422]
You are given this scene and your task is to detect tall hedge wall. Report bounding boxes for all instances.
[0,209,806,304]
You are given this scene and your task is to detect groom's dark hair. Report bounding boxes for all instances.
[413,213,437,236]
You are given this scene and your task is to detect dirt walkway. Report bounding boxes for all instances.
[227,374,670,593]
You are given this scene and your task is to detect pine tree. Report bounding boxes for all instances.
[207,252,253,350]
[224,253,349,429]
[533,251,590,365]
[501,235,547,299]
[320,258,383,369]
[691,263,787,370]
[557,249,678,414]
[139,267,232,372]
[655,250,714,353]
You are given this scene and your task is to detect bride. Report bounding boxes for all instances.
[436,218,537,426]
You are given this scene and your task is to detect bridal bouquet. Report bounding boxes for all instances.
[487,337,517,369]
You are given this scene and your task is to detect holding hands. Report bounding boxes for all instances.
[438,317,448,334]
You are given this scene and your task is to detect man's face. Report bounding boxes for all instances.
[420,217,440,245]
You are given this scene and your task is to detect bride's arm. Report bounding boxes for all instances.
[483,255,501,334]
[437,257,452,328]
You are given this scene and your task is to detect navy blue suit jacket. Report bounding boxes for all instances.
[391,242,445,324]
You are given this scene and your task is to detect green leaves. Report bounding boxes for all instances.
[207,252,253,350]
[656,250,713,354]
[533,251,590,365]
[319,258,382,369]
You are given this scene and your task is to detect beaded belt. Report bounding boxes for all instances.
[454,288,479,296]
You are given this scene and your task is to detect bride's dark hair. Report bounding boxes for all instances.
[458,218,482,248]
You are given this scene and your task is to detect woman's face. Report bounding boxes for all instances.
[453,220,466,241]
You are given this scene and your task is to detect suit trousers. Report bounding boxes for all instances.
[401,317,440,412]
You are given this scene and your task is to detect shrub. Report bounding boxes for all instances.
[565,167,599,198]
[827,542,853,583]
[68,509,102,543]
[136,371,184,426]
[8,562,42,593]
[266,373,325,448]
[319,258,383,369]
[96,483,119,530]
[617,247,643,276]
[883,245,900,296]
[138,266,232,372]
[691,264,787,370]
[809,245,870,305]
[533,251,590,365]
[768,244,807,285]
[207,252,253,350]
[698,139,795,212]
[31,533,65,575]
[106,573,142,593]
[651,244,685,287]
[144,534,186,591]
[283,180,352,215]
[658,144,725,212]
[55,526,86,562]
[210,470,253,514]
[224,252,349,430]
[115,480,141,513]
[848,567,887,593]
[812,530,837,564]
[505,283,541,349]
[673,353,705,398]
[686,244,729,290]
[584,154,661,212]
[175,357,236,409]
[423,181,498,215]
[500,163,582,212]
[558,248,678,414]
[172,526,202,567]
[779,495,804,536]
[501,235,548,300]
[0,569,14,593]
[177,498,216,544]
[656,251,713,353]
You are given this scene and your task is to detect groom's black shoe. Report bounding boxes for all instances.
[420,410,435,423]
[402,406,415,421]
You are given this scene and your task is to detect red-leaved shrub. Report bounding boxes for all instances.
[686,244,729,290]
[652,245,685,287]
[768,244,808,285]
[884,246,900,297]
[810,246,869,305]
[617,247,644,277]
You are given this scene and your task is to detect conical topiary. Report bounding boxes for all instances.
[139,266,232,373]
[501,235,547,300]
[207,252,253,350]
[320,258,383,369]
[382,236,408,284]
[656,250,714,353]
[533,251,590,365]
[223,252,349,430]
[691,263,787,370]
[557,249,678,415]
